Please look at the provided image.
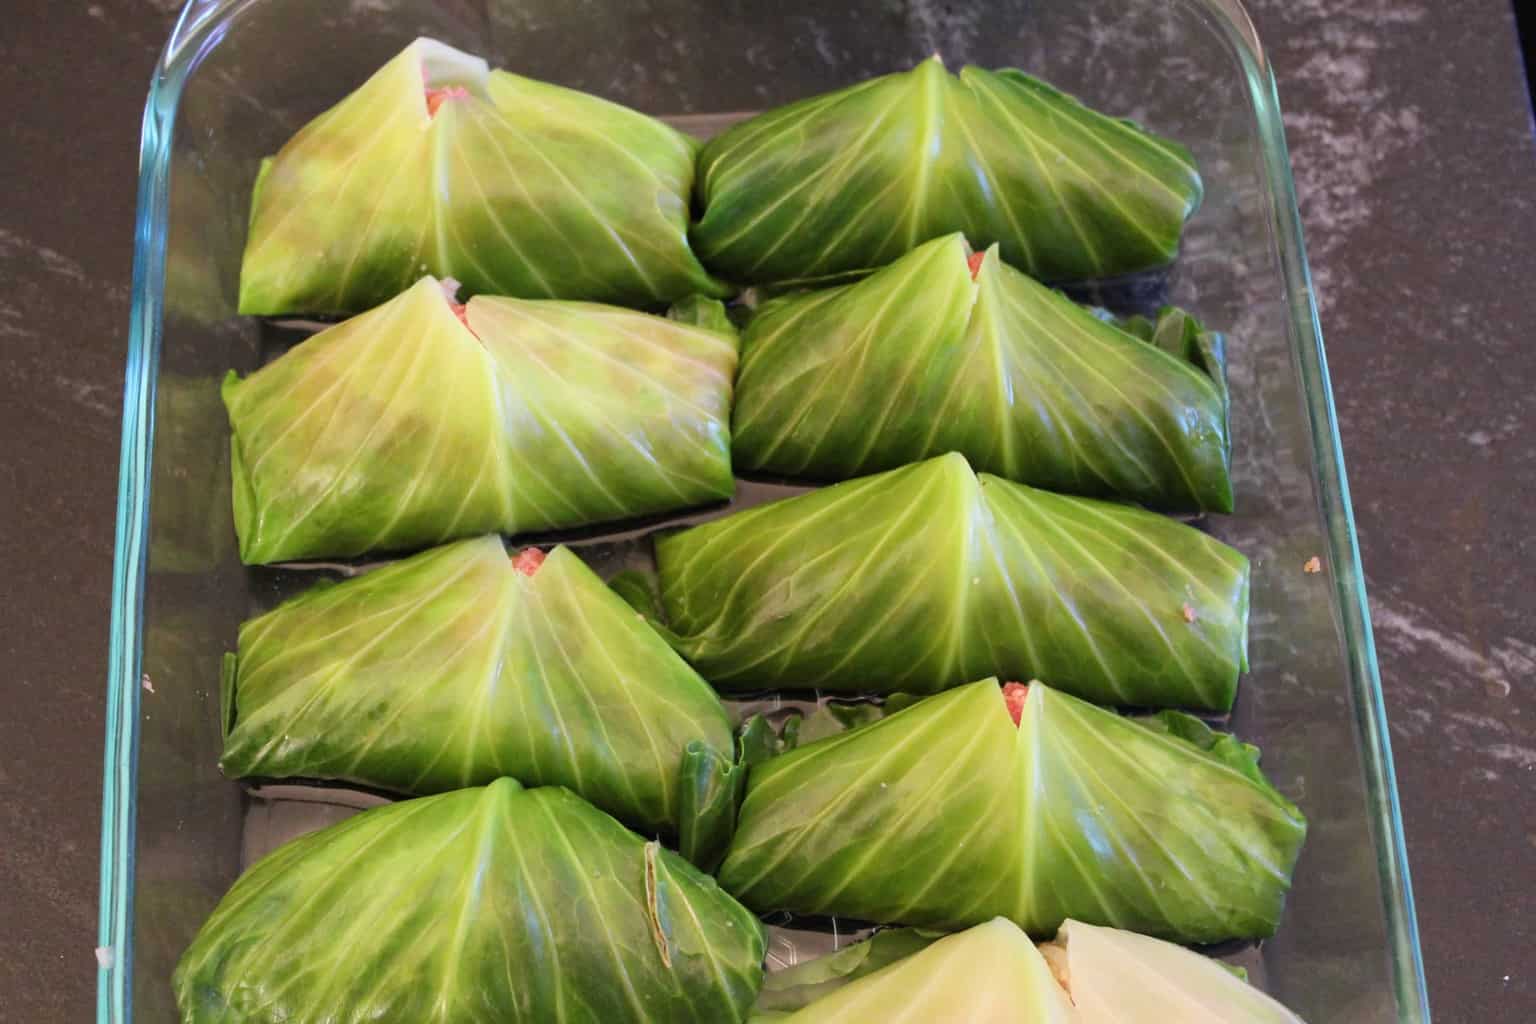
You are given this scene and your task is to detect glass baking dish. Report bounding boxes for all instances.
[99,0,1431,1020]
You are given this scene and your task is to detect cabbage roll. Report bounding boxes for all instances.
[720,679,1306,943]
[733,234,1231,512]
[240,38,726,315]
[226,276,736,563]
[174,779,765,1023]
[221,537,738,865]
[656,454,1248,710]
[693,58,1202,286]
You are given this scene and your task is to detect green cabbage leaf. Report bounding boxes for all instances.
[751,928,944,1017]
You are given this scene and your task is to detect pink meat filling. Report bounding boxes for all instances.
[425,85,469,117]
[967,251,985,280]
[437,278,478,339]
[1002,682,1029,726]
[512,547,547,577]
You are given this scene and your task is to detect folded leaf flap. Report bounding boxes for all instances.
[720,680,1024,929]
[222,374,258,563]
[1136,710,1283,798]
[469,294,738,532]
[657,453,986,696]
[1016,684,1306,940]
[1120,305,1231,440]
[676,740,741,872]
[224,278,513,562]
[245,157,273,235]
[415,35,491,91]
[667,294,741,341]
[973,474,1249,708]
[218,651,238,742]
[736,714,786,769]
[1046,919,1308,1023]
[990,66,1203,186]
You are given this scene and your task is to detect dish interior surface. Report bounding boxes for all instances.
[106,0,1427,1021]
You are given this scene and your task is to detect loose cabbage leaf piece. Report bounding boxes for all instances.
[693,58,1202,286]
[226,276,737,563]
[752,928,944,1016]
[239,38,726,315]
[750,919,1074,1023]
[733,234,1231,511]
[221,537,738,864]
[1118,304,1231,432]
[1040,920,1308,1023]
[173,780,766,1023]
[656,454,1248,709]
[719,679,1306,943]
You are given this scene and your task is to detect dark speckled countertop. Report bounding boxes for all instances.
[2,0,1533,1020]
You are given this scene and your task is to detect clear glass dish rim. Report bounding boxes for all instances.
[97,1,1431,1020]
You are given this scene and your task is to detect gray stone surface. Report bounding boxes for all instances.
[1,0,1532,1020]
